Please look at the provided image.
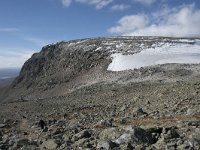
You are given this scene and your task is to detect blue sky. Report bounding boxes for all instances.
[0,0,200,68]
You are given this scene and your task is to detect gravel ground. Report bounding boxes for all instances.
[1,37,200,149]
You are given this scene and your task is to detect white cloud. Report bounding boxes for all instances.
[108,4,200,37]
[60,0,113,9]
[0,28,19,32]
[61,0,72,7]
[75,0,113,9]
[0,48,34,68]
[110,4,130,11]
[133,0,157,5]
[108,14,149,33]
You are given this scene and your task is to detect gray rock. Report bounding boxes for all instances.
[21,145,39,150]
[16,138,30,147]
[188,133,200,148]
[166,142,177,150]
[97,140,119,150]
[177,143,190,150]
[63,134,71,142]
[0,124,6,128]
[187,108,196,115]
[41,139,58,150]
[188,138,200,149]
[97,141,110,150]
[163,127,179,140]
[125,126,155,144]
[72,129,91,141]
[119,143,135,150]
[176,139,183,146]
[132,108,148,117]
[99,126,155,145]
[73,138,88,147]
[99,127,123,141]
[119,104,128,112]
[114,133,132,145]
[188,121,200,127]
[120,117,127,124]
[98,118,113,127]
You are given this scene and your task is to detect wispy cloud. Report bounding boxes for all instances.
[0,48,34,68]
[108,4,200,37]
[0,28,19,32]
[61,0,113,9]
[110,4,130,11]
[61,0,72,7]
[133,0,157,5]
[76,0,113,9]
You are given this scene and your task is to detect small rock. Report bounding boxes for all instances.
[42,127,48,132]
[163,127,179,140]
[99,127,123,141]
[177,143,190,150]
[100,118,113,127]
[188,121,200,127]
[187,108,196,115]
[21,145,39,150]
[41,139,58,150]
[63,134,71,142]
[97,140,119,150]
[120,117,127,124]
[166,142,177,150]
[0,124,6,128]
[126,126,155,144]
[120,104,128,112]
[114,133,132,144]
[73,138,88,147]
[16,138,30,147]
[72,129,91,141]
[132,108,148,117]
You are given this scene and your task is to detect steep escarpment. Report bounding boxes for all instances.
[13,41,109,89]
[4,39,112,102]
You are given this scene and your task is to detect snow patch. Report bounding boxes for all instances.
[178,39,195,43]
[95,47,102,51]
[108,42,200,71]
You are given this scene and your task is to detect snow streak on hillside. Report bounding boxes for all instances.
[108,39,200,71]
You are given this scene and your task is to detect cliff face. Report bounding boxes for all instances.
[4,38,115,102]
[2,36,200,102]
[11,36,170,89]
[12,40,109,90]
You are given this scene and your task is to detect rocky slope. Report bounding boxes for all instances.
[2,36,200,102]
[1,36,200,149]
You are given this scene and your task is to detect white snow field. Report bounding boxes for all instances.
[108,40,200,71]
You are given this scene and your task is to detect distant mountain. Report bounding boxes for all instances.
[0,68,20,102]
[0,78,15,88]
[0,68,20,79]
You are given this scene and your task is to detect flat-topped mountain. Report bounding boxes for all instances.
[2,36,200,102]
